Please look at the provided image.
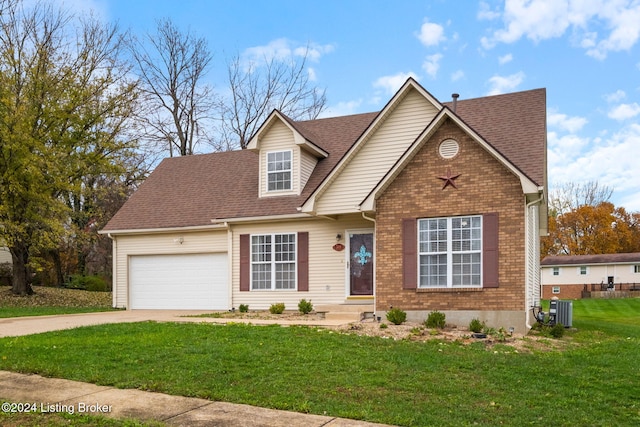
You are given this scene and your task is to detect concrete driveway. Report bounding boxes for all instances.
[0,310,351,338]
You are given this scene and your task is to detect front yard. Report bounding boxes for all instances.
[0,298,639,426]
[0,286,113,317]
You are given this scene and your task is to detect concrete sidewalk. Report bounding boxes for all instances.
[0,371,392,426]
[0,310,354,338]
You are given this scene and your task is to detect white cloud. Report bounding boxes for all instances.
[478,1,501,20]
[373,72,418,95]
[485,71,525,95]
[498,53,513,64]
[548,123,640,212]
[482,0,640,60]
[548,112,588,133]
[243,38,334,65]
[451,70,465,82]
[422,54,443,78]
[416,19,446,47]
[604,90,626,103]
[608,103,640,121]
[321,99,363,118]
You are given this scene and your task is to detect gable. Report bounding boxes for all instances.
[311,87,440,215]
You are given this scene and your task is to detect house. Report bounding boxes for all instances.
[101,78,547,333]
[541,253,640,299]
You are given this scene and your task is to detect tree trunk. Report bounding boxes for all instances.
[10,242,33,295]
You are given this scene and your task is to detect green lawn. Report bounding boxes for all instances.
[0,285,114,318]
[0,299,638,426]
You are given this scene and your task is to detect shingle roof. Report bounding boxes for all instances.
[541,253,640,266]
[103,88,546,232]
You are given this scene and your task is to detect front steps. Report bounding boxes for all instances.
[315,303,375,322]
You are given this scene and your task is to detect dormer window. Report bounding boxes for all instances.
[267,150,292,191]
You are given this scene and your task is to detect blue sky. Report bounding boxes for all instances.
[62,0,640,212]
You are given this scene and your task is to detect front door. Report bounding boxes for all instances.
[349,232,374,295]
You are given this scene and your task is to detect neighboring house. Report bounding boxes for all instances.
[0,246,10,265]
[101,78,547,333]
[541,253,640,299]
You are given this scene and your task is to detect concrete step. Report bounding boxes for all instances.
[315,303,374,322]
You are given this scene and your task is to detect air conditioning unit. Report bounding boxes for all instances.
[549,300,573,328]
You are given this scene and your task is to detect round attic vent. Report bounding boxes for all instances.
[438,139,459,159]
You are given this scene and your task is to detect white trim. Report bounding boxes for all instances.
[99,223,229,236]
[249,232,297,291]
[212,213,313,224]
[266,149,293,193]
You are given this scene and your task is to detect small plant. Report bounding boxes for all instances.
[469,318,485,333]
[238,304,249,313]
[386,307,407,325]
[550,323,565,338]
[425,310,446,329]
[410,326,423,336]
[379,323,388,329]
[298,298,313,314]
[269,302,285,314]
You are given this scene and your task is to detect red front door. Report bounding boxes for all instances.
[349,232,374,295]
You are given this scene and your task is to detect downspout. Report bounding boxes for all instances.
[107,233,117,309]
[361,212,377,319]
[525,192,544,329]
[224,222,233,310]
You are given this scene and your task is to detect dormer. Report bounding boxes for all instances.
[247,111,328,198]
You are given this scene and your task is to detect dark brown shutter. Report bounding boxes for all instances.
[297,232,309,291]
[402,218,417,289]
[483,213,499,288]
[239,234,250,292]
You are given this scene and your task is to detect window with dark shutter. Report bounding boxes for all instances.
[482,212,499,288]
[239,234,250,291]
[297,232,309,291]
[402,218,417,289]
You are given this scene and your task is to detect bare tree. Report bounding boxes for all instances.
[549,181,614,216]
[220,47,327,149]
[128,18,214,156]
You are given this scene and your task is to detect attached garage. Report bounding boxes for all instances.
[129,253,228,310]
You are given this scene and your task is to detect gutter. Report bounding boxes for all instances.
[99,223,229,236]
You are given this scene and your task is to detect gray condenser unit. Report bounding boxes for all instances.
[549,300,573,328]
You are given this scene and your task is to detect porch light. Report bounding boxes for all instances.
[336,233,342,242]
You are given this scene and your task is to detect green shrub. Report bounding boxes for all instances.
[298,298,313,314]
[425,310,446,329]
[66,275,108,292]
[550,323,565,338]
[379,323,388,329]
[469,318,485,333]
[386,307,407,325]
[269,302,285,314]
[239,304,249,313]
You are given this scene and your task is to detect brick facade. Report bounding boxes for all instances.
[541,284,584,300]
[376,119,525,316]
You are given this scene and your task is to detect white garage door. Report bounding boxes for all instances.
[129,253,228,310]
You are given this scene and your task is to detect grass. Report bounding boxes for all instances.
[0,298,639,426]
[0,285,114,318]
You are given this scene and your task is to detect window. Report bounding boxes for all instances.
[552,267,560,276]
[579,266,587,275]
[267,151,292,191]
[418,216,482,288]
[552,286,560,294]
[634,265,640,274]
[251,233,296,290]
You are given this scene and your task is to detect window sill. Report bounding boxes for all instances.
[416,287,483,293]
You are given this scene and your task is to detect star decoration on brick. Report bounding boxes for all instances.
[437,167,461,190]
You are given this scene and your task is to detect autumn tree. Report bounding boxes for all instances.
[219,48,327,149]
[0,0,139,294]
[542,202,640,255]
[128,18,215,157]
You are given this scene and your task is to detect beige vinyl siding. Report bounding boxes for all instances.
[315,89,438,214]
[113,230,228,308]
[230,214,372,309]
[300,149,318,191]
[542,263,640,287]
[258,121,300,197]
